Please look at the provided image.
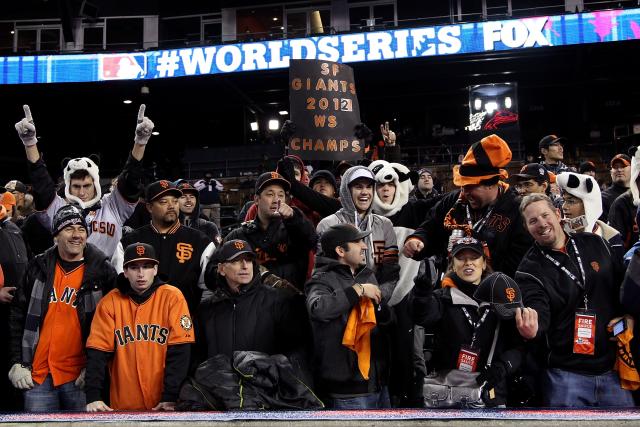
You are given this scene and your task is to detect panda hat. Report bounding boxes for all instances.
[62,155,101,209]
[369,160,416,217]
[556,172,602,232]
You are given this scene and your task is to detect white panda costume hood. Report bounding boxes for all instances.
[63,156,102,209]
[556,172,602,233]
[369,160,414,217]
[630,146,640,206]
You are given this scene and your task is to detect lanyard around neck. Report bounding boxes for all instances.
[539,238,588,309]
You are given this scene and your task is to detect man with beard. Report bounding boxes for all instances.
[403,135,532,278]
[112,180,215,313]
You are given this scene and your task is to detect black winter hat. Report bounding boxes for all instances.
[309,170,337,191]
[52,205,88,236]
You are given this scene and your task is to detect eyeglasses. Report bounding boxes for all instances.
[562,197,582,206]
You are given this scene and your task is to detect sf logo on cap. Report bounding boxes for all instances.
[234,241,245,250]
[270,172,280,179]
[159,180,170,189]
[136,245,145,256]
[505,287,516,302]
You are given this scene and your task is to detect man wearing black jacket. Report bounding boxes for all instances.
[306,224,392,409]
[515,193,633,407]
[403,135,532,278]
[85,243,194,411]
[8,205,116,412]
[199,239,305,361]
[601,154,631,220]
[225,172,317,290]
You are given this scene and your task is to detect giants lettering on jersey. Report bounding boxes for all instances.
[114,324,169,346]
[49,286,79,308]
[91,220,116,237]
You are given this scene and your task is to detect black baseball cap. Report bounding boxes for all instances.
[579,161,597,174]
[539,135,566,150]
[215,239,256,262]
[175,180,198,196]
[309,170,337,191]
[510,163,551,183]
[145,180,183,202]
[255,172,290,194]
[320,224,371,256]
[123,242,159,267]
[474,272,524,320]
[450,236,484,258]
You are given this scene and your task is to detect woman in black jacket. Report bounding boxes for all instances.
[411,237,523,407]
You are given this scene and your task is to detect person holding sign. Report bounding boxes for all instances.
[515,194,634,407]
[14,104,153,259]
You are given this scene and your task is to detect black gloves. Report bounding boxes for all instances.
[413,271,433,291]
[280,120,297,142]
[276,157,297,183]
[354,123,373,142]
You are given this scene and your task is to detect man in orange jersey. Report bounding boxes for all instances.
[8,205,117,411]
[85,242,194,411]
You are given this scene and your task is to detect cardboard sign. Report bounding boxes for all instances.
[288,59,362,161]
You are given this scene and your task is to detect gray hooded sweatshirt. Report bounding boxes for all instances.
[316,165,399,302]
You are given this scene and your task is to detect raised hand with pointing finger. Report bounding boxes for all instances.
[134,104,154,146]
[15,105,37,147]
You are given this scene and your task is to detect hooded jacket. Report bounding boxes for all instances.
[9,243,116,366]
[369,160,441,306]
[305,256,391,395]
[316,166,400,302]
[515,232,623,374]
[176,182,221,245]
[408,186,532,278]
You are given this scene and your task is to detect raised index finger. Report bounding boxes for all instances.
[23,105,33,122]
[137,104,146,123]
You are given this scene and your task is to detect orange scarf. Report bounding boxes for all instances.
[0,264,4,289]
[342,298,377,380]
[609,322,640,390]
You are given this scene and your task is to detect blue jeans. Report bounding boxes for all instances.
[24,375,86,412]
[330,386,391,409]
[543,368,635,407]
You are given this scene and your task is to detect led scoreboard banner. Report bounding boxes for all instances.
[1,8,639,85]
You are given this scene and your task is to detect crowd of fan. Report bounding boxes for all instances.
[2,104,640,412]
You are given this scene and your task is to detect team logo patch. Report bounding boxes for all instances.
[505,287,516,302]
[270,172,280,179]
[136,245,145,256]
[180,315,193,331]
[234,241,245,250]
[591,261,600,272]
[159,180,170,189]
[176,243,193,263]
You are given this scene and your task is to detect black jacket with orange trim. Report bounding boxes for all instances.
[407,188,532,278]
[224,207,317,290]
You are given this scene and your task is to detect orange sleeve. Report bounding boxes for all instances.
[167,290,195,345]
[86,292,117,352]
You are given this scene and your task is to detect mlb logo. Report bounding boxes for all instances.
[99,54,147,80]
